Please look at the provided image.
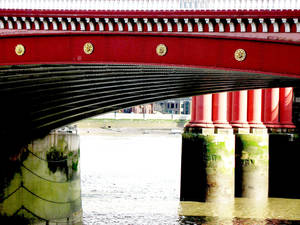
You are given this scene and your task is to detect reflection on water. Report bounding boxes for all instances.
[180,198,300,224]
[80,131,300,225]
[178,216,300,225]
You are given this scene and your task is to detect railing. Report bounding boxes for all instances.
[0,0,299,11]
[1,10,300,33]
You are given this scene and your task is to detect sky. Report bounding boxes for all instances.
[0,0,299,10]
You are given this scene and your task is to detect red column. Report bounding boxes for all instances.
[279,87,295,128]
[261,89,265,124]
[212,92,231,128]
[231,90,249,127]
[188,94,214,128]
[227,92,232,123]
[263,88,281,127]
[190,96,197,122]
[248,89,264,128]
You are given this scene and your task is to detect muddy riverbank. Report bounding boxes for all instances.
[73,118,188,135]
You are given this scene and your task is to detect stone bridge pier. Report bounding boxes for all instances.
[0,128,82,224]
[181,87,296,203]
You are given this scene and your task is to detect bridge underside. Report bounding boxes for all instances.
[0,63,299,149]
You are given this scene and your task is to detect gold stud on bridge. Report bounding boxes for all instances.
[156,44,167,56]
[84,42,94,55]
[15,44,25,56]
[234,49,246,61]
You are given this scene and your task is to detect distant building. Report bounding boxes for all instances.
[121,104,154,114]
[154,97,191,114]
[121,98,191,115]
[132,104,154,114]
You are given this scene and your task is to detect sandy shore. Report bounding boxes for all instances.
[77,127,183,136]
[74,118,187,136]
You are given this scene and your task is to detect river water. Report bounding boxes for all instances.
[80,130,300,225]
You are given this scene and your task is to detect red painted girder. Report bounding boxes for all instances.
[2,30,300,43]
[1,9,300,19]
[1,30,300,78]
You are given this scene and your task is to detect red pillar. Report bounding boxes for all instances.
[188,94,214,128]
[279,87,295,128]
[212,92,231,128]
[263,88,281,128]
[248,89,265,128]
[190,96,197,123]
[231,90,249,127]
[227,92,232,123]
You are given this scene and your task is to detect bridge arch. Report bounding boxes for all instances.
[1,62,298,147]
[1,3,300,224]
[1,8,300,146]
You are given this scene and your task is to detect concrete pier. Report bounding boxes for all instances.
[235,129,269,200]
[0,130,82,224]
[181,88,296,203]
[180,128,235,203]
[269,133,300,199]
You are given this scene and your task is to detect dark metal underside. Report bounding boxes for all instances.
[0,64,299,148]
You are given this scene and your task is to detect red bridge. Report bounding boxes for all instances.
[1,1,300,224]
[1,4,300,146]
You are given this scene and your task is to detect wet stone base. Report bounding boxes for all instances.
[178,216,300,225]
[235,133,269,200]
[0,131,82,224]
[269,133,300,199]
[0,210,82,225]
[180,131,235,202]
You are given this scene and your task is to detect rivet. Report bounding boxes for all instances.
[156,44,167,56]
[234,49,246,61]
[83,42,94,55]
[15,44,25,56]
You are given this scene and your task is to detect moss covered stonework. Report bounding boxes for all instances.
[0,132,82,224]
[269,133,300,198]
[235,133,269,200]
[180,131,235,203]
